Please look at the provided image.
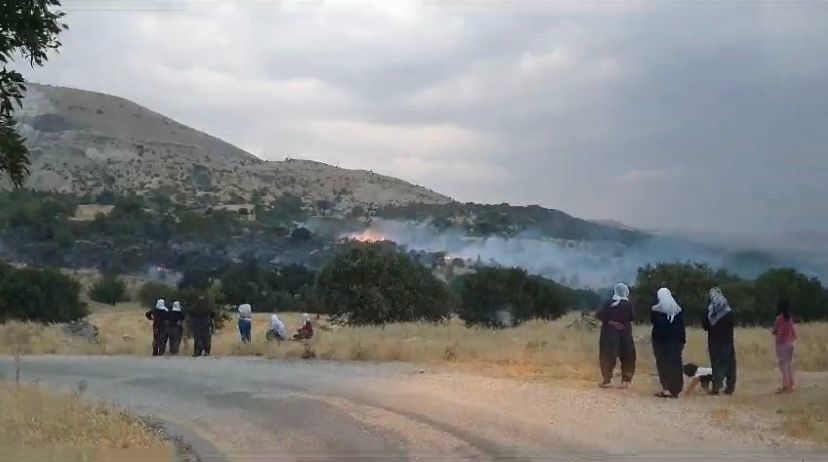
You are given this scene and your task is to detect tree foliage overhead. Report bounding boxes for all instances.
[454,267,567,328]
[315,242,454,325]
[1,0,67,186]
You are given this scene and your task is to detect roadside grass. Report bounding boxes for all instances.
[3,308,828,443]
[0,381,171,461]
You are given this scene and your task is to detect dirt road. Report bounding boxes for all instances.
[0,356,821,461]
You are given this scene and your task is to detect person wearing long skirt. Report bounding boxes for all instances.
[702,287,737,395]
[595,283,636,389]
[651,288,686,398]
[167,301,185,356]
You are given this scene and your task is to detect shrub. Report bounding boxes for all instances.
[753,268,828,323]
[137,281,178,309]
[631,262,718,325]
[89,275,129,305]
[455,267,565,328]
[315,243,454,325]
[0,267,87,323]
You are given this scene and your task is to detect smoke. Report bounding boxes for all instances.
[339,219,826,288]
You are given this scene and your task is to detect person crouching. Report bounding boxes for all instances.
[294,313,314,340]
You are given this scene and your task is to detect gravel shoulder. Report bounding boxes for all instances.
[0,356,821,461]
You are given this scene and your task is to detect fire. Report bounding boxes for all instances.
[348,230,387,243]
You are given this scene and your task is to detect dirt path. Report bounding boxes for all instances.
[0,356,820,461]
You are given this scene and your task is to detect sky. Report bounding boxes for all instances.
[14,0,828,236]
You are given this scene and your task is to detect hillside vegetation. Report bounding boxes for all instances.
[10,83,449,209]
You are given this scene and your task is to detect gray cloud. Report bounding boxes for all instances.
[15,0,828,235]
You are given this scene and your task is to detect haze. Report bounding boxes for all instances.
[17,0,828,236]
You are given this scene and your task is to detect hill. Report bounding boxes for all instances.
[9,83,450,211]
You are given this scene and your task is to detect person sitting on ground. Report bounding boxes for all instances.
[267,313,287,342]
[683,363,713,395]
[145,299,170,357]
[294,313,314,340]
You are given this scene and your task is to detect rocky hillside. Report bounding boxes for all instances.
[8,83,450,210]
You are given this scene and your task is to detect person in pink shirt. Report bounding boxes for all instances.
[772,299,797,394]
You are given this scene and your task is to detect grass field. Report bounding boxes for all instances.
[0,381,171,461]
[2,305,828,444]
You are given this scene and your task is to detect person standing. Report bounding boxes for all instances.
[190,296,215,357]
[702,287,737,395]
[145,299,169,356]
[651,288,686,398]
[238,303,253,343]
[773,299,797,394]
[595,283,636,389]
[167,301,185,356]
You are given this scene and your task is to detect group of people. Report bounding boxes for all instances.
[147,299,316,356]
[145,298,216,357]
[595,283,797,398]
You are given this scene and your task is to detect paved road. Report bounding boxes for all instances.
[1,356,824,461]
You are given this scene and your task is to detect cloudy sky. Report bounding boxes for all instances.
[16,0,828,235]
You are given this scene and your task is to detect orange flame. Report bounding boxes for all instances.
[348,230,387,243]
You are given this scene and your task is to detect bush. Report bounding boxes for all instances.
[455,267,565,328]
[137,281,178,309]
[315,243,454,325]
[89,275,129,305]
[0,267,87,323]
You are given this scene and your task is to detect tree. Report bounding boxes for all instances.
[0,266,86,323]
[753,268,828,323]
[315,243,454,325]
[1,1,67,186]
[89,274,128,305]
[455,267,565,328]
[631,262,718,325]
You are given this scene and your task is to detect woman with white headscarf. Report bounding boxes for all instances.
[294,313,314,340]
[595,283,636,389]
[145,299,170,356]
[167,301,185,356]
[702,287,737,395]
[237,303,253,343]
[268,313,287,342]
[651,288,686,398]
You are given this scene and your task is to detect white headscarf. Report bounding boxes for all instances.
[155,299,168,311]
[652,288,682,323]
[707,287,732,326]
[238,303,252,320]
[302,313,310,322]
[611,283,630,307]
[172,301,182,312]
[270,314,287,338]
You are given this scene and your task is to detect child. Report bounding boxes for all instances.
[683,363,713,395]
[772,299,796,394]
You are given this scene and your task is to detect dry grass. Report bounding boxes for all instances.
[4,308,828,444]
[0,381,171,461]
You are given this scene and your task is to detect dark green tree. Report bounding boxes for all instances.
[455,267,565,328]
[0,266,86,322]
[89,274,129,305]
[1,0,67,185]
[753,268,827,323]
[631,262,719,325]
[315,243,454,325]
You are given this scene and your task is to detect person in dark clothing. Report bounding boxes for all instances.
[145,299,169,356]
[651,288,686,398]
[189,297,216,357]
[702,287,737,395]
[167,301,186,356]
[595,283,636,389]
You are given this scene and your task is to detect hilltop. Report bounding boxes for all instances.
[9,83,450,211]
